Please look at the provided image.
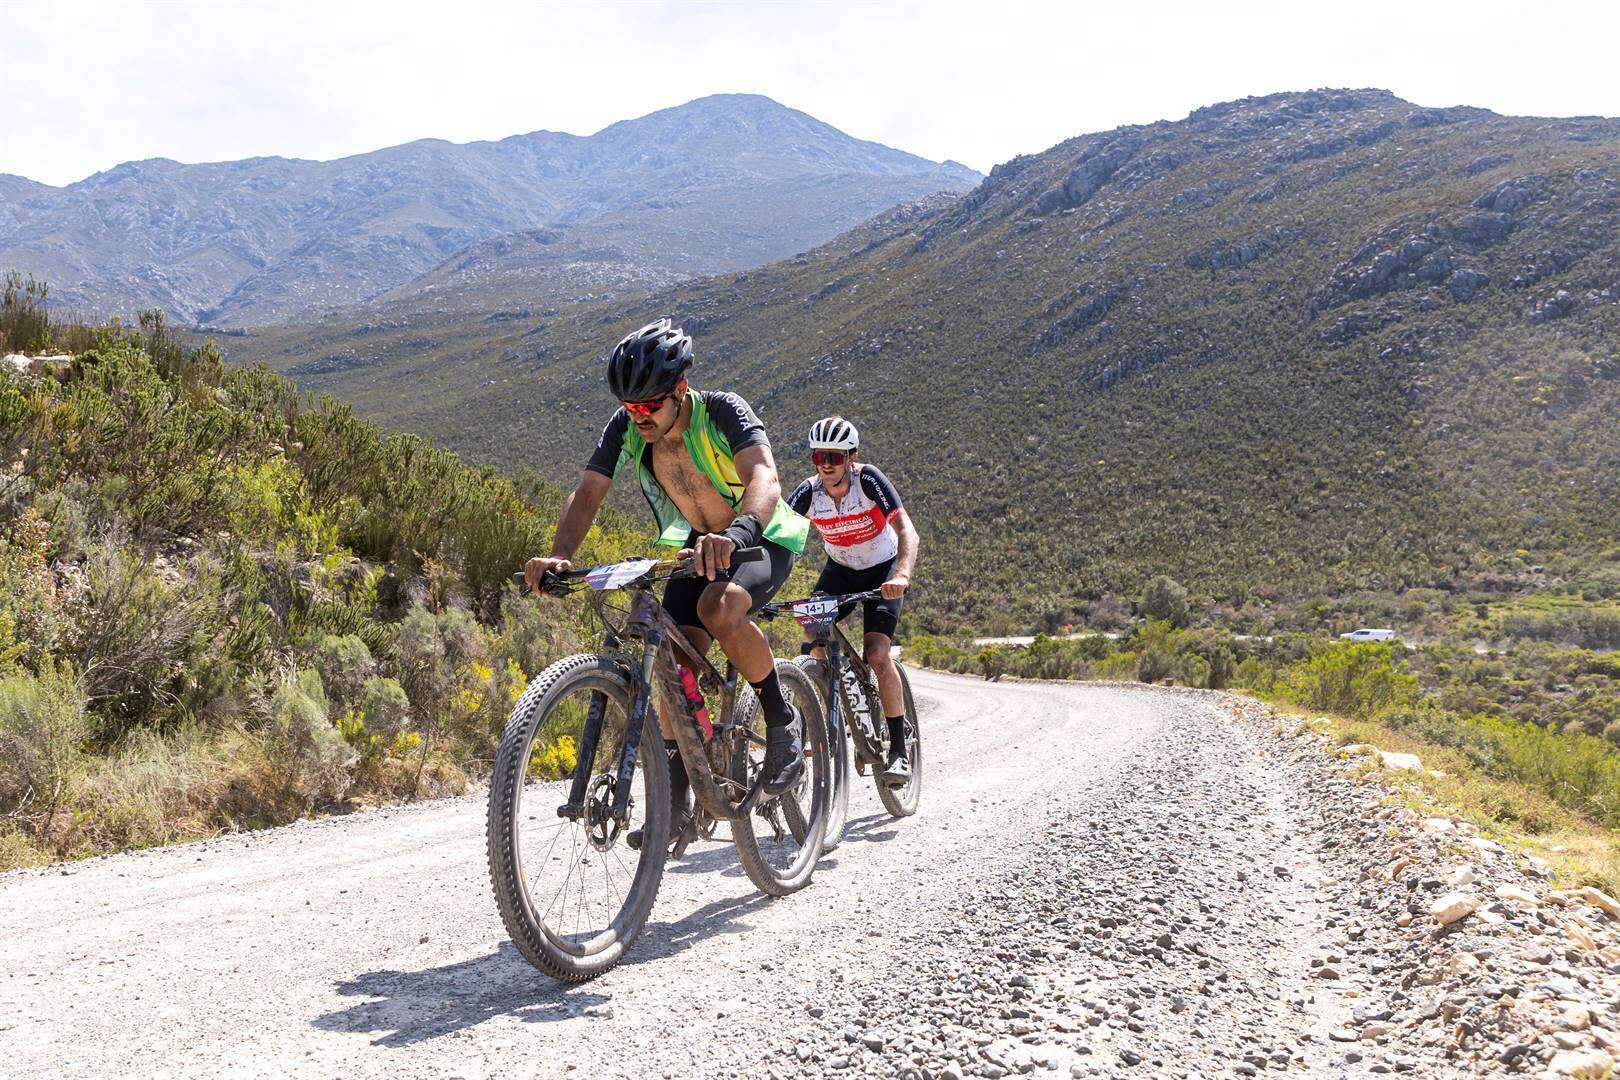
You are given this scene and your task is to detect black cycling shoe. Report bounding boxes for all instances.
[762,707,805,796]
[626,806,690,853]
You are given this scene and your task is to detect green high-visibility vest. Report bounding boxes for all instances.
[615,389,809,553]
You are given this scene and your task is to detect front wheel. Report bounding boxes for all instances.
[877,661,922,818]
[791,655,849,852]
[486,654,669,981]
[730,659,830,896]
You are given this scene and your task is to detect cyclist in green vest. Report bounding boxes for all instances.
[524,319,811,845]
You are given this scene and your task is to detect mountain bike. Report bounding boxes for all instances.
[758,590,921,852]
[486,550,830,981]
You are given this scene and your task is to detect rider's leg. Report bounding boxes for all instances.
[864,596,908,773]
[697,540,801,793]
[866,631,903,720]
[696,582,773,681]
[698,580,802,795]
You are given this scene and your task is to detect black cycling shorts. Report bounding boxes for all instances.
[663,536,797,632]
[814,557,901,640]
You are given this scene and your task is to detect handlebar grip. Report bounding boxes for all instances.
[513,569,570,596]
[731,546,766,565]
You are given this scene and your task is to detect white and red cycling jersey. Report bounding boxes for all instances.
[788,464,904,571]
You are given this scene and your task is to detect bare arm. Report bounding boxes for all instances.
[551,470,613,560]
[731,443,782,524]
[889,508,919,580]
[882,508,920,598]
[525,470,611,592]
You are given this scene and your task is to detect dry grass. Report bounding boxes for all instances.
[1287,704,1620,895]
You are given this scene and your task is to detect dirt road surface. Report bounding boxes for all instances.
[2,670,1453,1077]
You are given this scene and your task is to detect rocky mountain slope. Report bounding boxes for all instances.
[0,95,977,326]
[231,89,1620,629]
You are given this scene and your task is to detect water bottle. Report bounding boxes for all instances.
[678,665,713,740]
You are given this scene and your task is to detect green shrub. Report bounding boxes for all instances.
[1138,647,1175,684]
[1232,656,1275,693]
[358,676,410,738]
[1281,642,1417,719]
[1178,652,1212,689]
[264,668,352,804]
[1140,575,1191,628]
[1095,650,1140,679]
[75,542,215,739]
[0,662,89,824]
[0,272,52,354]
[311,634,376,712]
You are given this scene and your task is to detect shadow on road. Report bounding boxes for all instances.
[841,812,898,843]
[313,884,771,1046]
[313,943,604,1047]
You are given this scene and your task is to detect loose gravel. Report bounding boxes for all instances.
[3,671,1617,1078]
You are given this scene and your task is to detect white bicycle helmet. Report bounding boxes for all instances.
[808,416,859,452]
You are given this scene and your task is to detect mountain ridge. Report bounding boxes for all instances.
[0,94,979,326]
[228,87,1620,630]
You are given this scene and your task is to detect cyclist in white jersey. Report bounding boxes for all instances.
[788,416,920,781]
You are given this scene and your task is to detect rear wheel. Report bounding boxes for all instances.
[486,655,669,981]
[791,655,849,851]
[730,659,830,896]
[876,661,922,818]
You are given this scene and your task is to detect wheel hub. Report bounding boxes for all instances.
[584,773,625,851]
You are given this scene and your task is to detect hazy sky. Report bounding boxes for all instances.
[3,0,1619,187]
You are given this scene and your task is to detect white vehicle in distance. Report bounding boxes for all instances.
[1340,628,1397,642]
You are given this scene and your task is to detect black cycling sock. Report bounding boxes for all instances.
[664,739,689,811]
[751,670,791,728]
[886,715,906,752]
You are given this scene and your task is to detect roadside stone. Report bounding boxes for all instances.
[1379,751,1422,772]
[1430,892,1479,926]
[1560,1004,1592,1031]
[1498,884,1540,906]
[1546,1048,1613,1077]
[1578,888,1620,921]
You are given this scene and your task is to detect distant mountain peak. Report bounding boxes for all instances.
[0,97,980,325]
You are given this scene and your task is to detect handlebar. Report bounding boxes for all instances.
[757,587,888,619]
[512,546,767,596]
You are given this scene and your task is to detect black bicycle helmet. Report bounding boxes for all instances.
[606,318,694,402]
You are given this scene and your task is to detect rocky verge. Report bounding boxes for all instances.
[761,687,1620,1079]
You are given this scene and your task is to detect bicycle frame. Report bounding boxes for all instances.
[558,584,761,829]
[765,592,887,763]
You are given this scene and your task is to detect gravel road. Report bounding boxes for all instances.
[0,671,1515,1077]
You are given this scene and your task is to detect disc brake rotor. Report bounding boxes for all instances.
[584,773,624,851]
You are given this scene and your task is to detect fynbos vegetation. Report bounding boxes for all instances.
[0,285,666,868]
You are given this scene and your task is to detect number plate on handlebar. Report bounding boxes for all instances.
[584,558,658,590]
[791,597,841,632]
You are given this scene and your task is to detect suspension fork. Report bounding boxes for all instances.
[823,630,843,735]
[558,686,609,820]
[605,623,661,823]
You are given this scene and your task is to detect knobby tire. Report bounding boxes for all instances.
[486,654,670,981]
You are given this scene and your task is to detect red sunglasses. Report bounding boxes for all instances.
[811,450,848,468]
[622,391,678,419]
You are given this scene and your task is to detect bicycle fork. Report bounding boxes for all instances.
[556,626,658,826]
